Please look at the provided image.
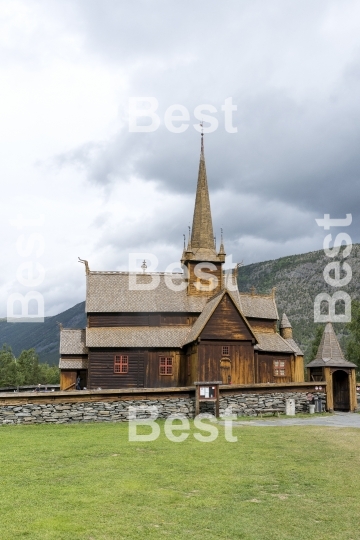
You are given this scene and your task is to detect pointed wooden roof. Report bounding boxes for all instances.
[191,134,214,250]
[307,322,356,368]
[280,313,292,328]
[183,134,222,263]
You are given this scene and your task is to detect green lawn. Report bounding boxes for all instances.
[1,421,359,540]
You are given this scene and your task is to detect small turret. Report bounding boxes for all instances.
[280,313,293,339]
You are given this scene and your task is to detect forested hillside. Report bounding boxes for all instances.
[0,302,86,365]
[238,244,360,361]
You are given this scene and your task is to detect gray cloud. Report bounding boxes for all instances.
[2,0,360,316]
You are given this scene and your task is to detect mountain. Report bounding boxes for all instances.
[0,244,358,364]
[237,243,360,361]
[0,302,86,365]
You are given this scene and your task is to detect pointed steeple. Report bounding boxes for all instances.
[181,132,225,296]
[280,313,293,339]
[190,131,216,253]
[315,322,345,363]
[280,313,292,329]
[307,322,356,368]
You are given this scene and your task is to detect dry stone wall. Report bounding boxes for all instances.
[0,391,320,425]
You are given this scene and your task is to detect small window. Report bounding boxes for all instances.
[274,359,286,377]
[222,346,229,356]
[159,357,173,375]
[114,355,128,374]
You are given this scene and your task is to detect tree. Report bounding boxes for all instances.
[16,349,42,385]
[346,300,360,371]
[0,344,18,387]
[307,325,325,364]
[0,345,60,387]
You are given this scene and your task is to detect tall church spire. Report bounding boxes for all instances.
[181,132,226,295]
[190,131,215,252]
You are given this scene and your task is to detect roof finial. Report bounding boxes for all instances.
[141,260,147,273]
[218,228,225,256]
[186,225,192,251]
[183,234,186,249]
[200,121,204,156]
[233,261,243,279]
[78,257,90,275]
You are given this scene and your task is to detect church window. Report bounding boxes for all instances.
[114,355,128,374]
[159,357,173,375]
[222,346,229,356]
[274,360,286,376]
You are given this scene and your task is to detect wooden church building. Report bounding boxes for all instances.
[59,136,305,391]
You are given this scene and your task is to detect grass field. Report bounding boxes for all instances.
[1,421,360,540]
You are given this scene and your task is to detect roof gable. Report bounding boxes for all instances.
[185,290,256,344]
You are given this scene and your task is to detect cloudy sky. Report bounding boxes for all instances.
[1,0,360,317]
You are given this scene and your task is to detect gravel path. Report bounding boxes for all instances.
[226,412,360,428]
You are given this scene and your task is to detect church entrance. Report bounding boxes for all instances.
[332,370,350,411]
[220,358,231,384]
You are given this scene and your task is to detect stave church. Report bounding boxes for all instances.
[59,135,304,391]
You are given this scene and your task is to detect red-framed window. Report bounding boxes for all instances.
[114,355,128,374]
[222,346,229,356]
[274,360,286,377]
[159,357,173,375]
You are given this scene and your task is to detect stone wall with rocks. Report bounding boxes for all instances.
[0,390,324,425]
[219,392,326,416]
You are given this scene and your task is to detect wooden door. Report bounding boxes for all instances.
[220,358,231,384]
[60,371,77,391]
[332,370,350,411]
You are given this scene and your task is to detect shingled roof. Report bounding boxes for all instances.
[86,326,190,348]
[285,338,304,356]
[307,323,356,368]
[60,329,87,355]
[238,292,279,320]
[254,332,295,353]
[59,358,88,370]
[86,272,208,313]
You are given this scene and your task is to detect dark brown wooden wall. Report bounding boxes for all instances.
[201,294,254,341]
[89,348,145,389]
[88,348,185,389]
[196,341,255,383]
[88,313,198,327]
[145,349,185,388]
[256,352,293,384]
